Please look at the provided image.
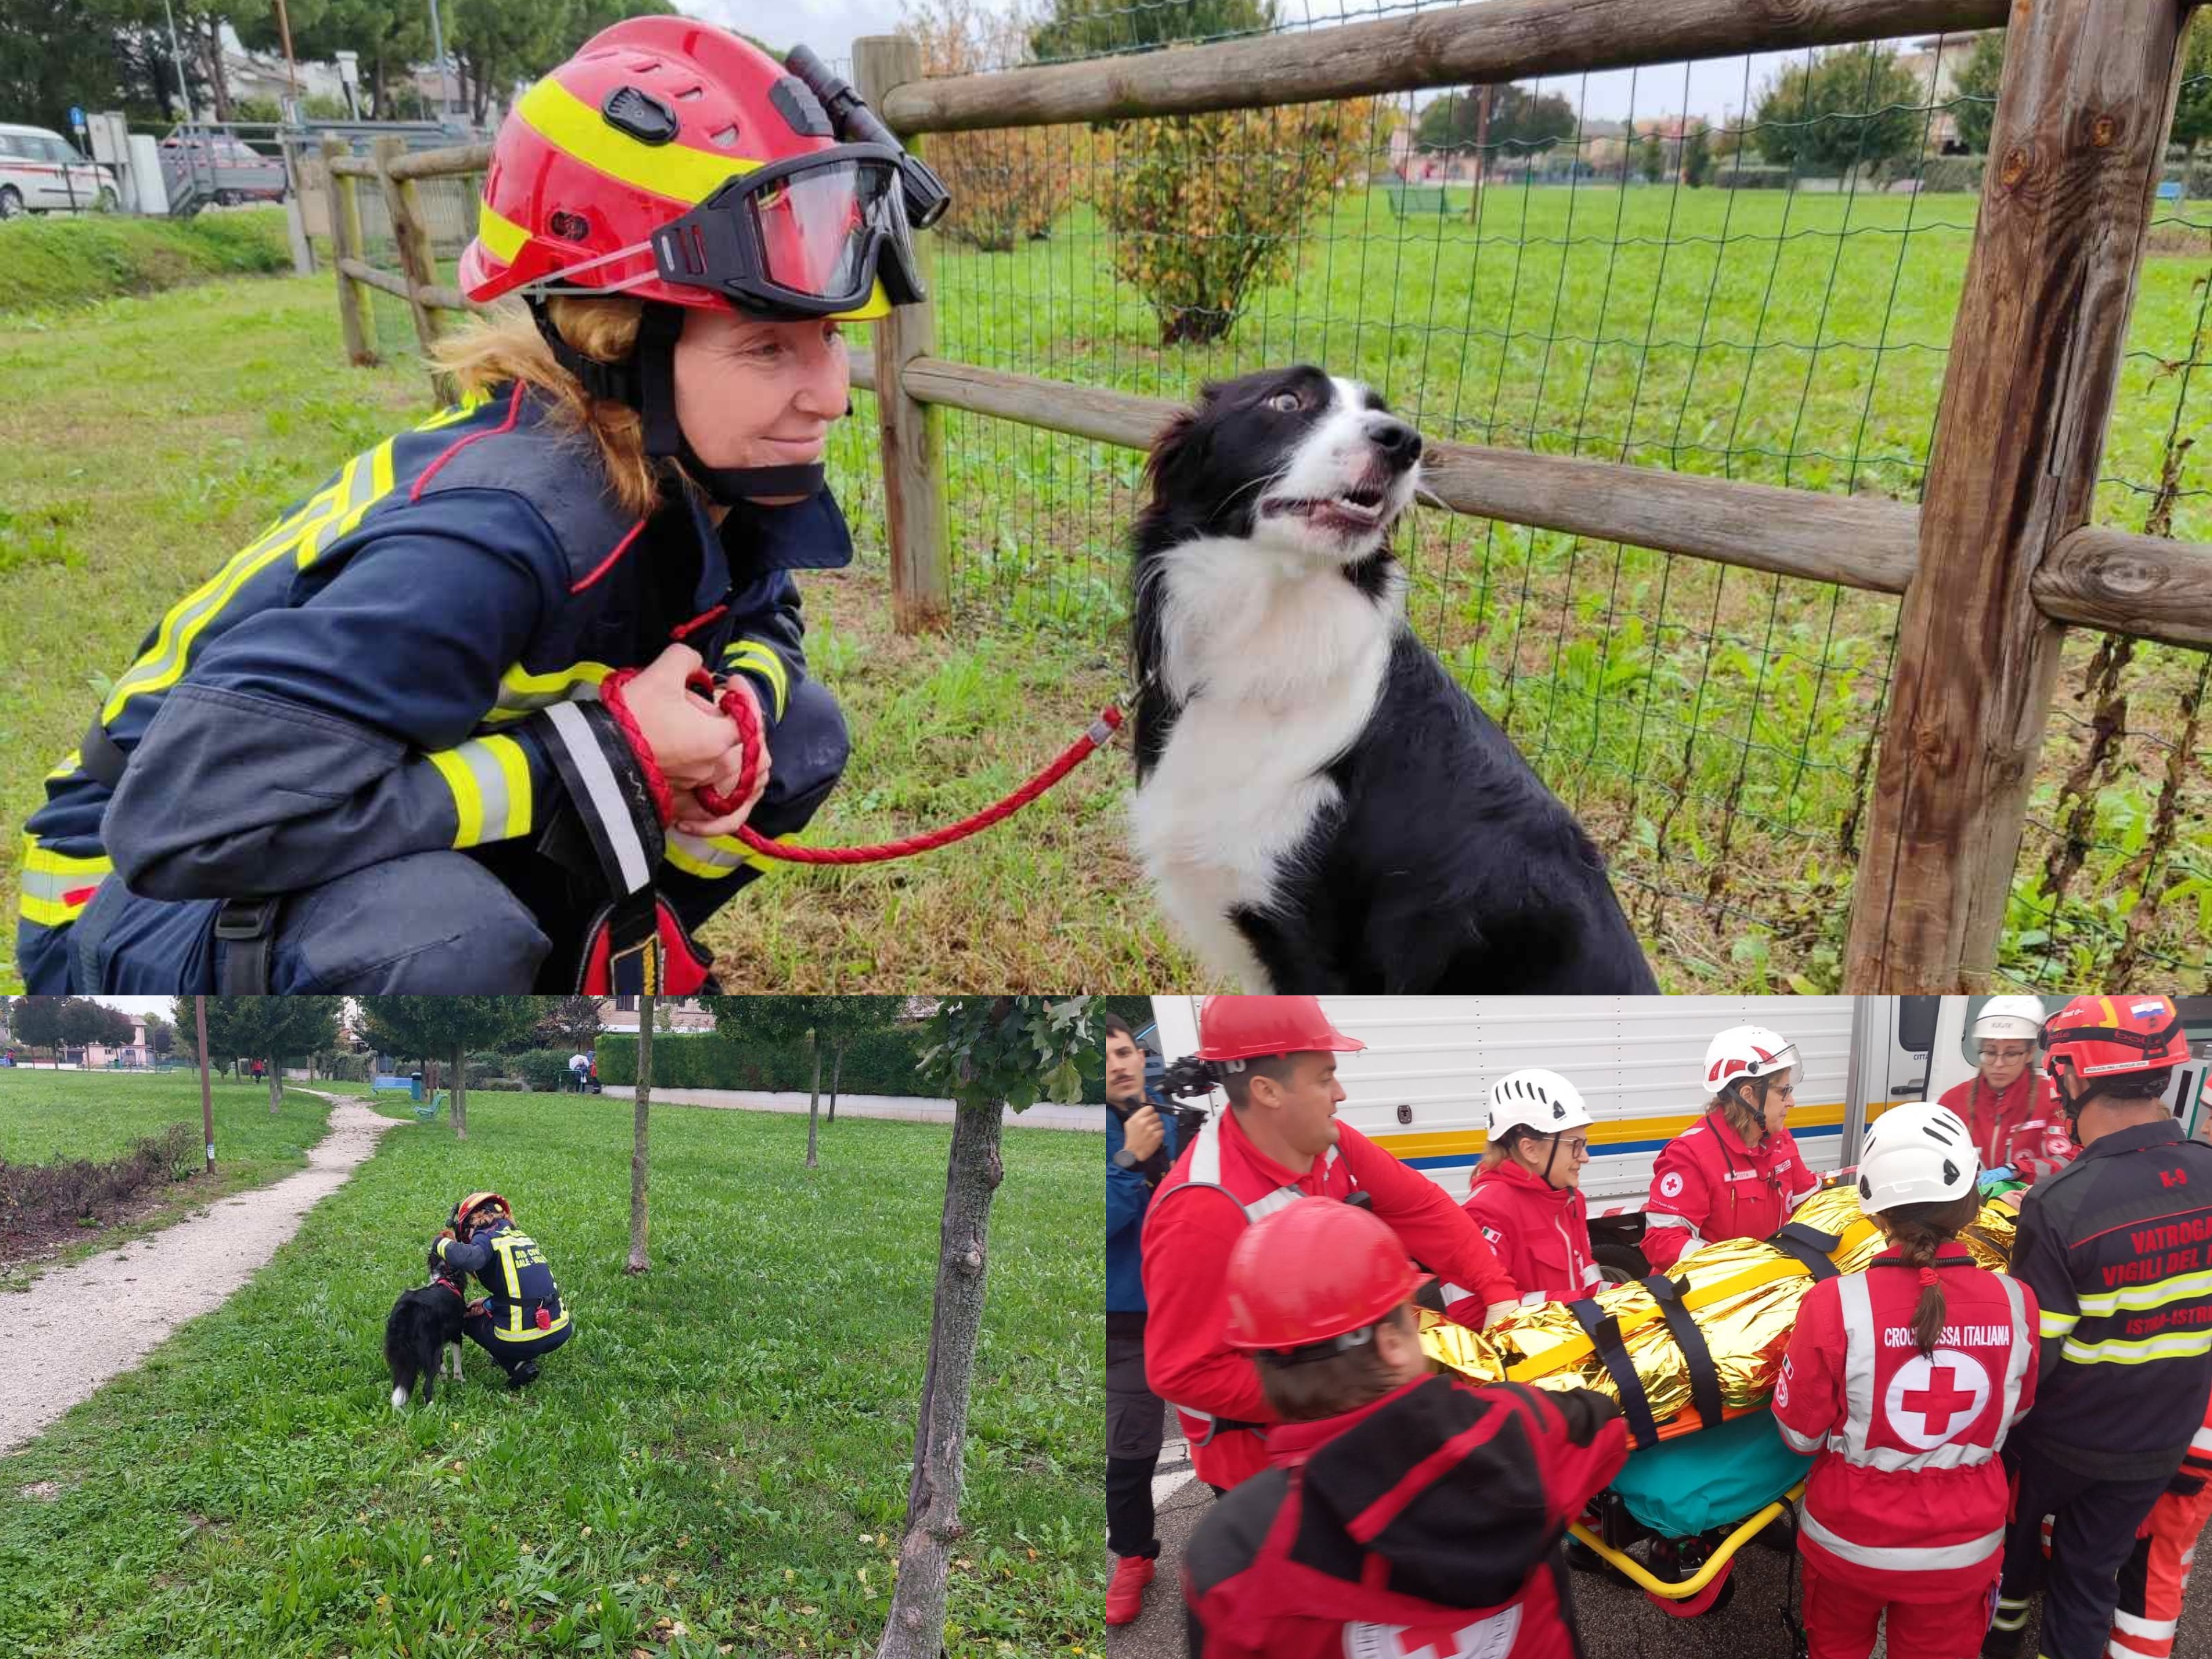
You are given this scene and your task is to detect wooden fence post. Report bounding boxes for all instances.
[1841,0,2192,992]
[855,35,952,634]
[323,136,377,367]
[373,134,451,401]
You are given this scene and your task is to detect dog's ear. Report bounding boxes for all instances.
[1142,408,1202,498]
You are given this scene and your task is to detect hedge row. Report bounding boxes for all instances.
[0,207,295,317]
[597,1025,1123,1104]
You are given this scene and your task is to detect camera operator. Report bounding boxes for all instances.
[1106,1008,1182,1627]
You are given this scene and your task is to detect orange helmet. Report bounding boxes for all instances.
[460,17,923,322]
[452,1191,512,1234]
[1193,997,1366,1065]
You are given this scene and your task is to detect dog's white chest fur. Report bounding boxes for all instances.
[1133,540,1397,990]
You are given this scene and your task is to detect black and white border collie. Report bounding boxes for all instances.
[385,1245,468,1409]
[1128,364,1660,994]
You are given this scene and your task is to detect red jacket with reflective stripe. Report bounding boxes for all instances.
[1142,1110,1516,1491]
[1772,1245,2039,1599]
[1463,1161,1601,1306]
[1181,1374,1628,1659]
[1938,1073,2079,1186]
[1642,1109,1820,1271]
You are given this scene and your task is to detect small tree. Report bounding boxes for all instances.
[1636,132,1665,183]
[356,997,541,1140]
[1683,123,1713,186]
[628,994,653,1274]
[13,996,62,1064]
[187,997,336,1109]
[1948,31,2005,155]
[2172,14,2212,155]
[1029,0,1270,60]
[537,995,607,1053]
[875,997,1095,1659]
[820,997,906,1123]
[1102,96,1375,345]
[705,996,854,1166]
[1752,44,1926,178]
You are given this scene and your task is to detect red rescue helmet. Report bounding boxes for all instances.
[452,1191,512,1233]
[2042,995,2188,1105]
[1224,1198,1423,1353]
[460,17,912,321]
[1194,997,1366,1065]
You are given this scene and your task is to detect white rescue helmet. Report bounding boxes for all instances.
[1488,1068,1595,1137]
[1856,1102,1980,1213]
[1973,996,2047,1045]
[1701,1025,1798,1097]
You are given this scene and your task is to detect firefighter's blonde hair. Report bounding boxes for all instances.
[430,296,660,518]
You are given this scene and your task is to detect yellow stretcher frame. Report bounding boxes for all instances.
[1564,1481,1806,1600]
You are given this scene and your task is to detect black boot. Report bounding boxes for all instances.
[508,1359,540,1390]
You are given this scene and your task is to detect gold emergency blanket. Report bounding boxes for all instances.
[1420,1182,2024,1433]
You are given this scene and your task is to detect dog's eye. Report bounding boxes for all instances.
[1269,391,1301,413]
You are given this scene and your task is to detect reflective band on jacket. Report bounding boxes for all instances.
[2115,1610,2179,1641]
[2075,1267,2212,1319]
[2062,1329,2212,1366]
[1800,1511,2002,1572]
[665,828,796,880]
[17,836,111,928]
[426,734,532,848]
[724,639,790,720]
[1817,1270,2030,1472]
[2042,1308,2083,1337]
[482,658,613,724]
[1645,1213,1700,1237]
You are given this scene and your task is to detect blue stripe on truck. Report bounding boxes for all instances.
[1400,1120,1846,1171]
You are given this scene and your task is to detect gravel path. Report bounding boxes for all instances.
[0,1094,400,1457]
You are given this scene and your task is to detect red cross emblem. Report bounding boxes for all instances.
[1884,1350,1991,1449]
[1343,1606,1524,1659]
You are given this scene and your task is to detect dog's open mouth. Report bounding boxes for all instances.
[1262,483,1391,531]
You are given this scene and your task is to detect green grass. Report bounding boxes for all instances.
[0,1070,336,1284]
[0,208,294,320]
[0,1093,1102,1658]
[2,175,2204,989]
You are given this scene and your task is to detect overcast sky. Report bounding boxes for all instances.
[680,0,1907,125]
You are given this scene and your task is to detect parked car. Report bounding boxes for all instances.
[158,130,289,206]
[0,122,118,218]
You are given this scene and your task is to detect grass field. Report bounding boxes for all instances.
[2,176,2204,989]
[0,1070,336,1281]
[0,1093,1102,1658]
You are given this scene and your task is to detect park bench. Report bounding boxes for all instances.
[413,1090,446,1124]
[1388,184,1457,217]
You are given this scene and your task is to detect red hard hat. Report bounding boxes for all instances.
[459,15,890,320]
[1224,1198,1422,1352]
[1193,997,1366,1064]
[2042,995,2189,1081]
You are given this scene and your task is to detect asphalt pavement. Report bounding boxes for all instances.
[1106,1408,2212,1659]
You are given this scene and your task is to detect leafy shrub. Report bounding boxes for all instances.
[508,1050,578,1093]
[903,0,1092,250]
[321,1053,370,1082]
[471,1078,525,1092]
[599,1019,1124,1103]
[1098,90,1375,345]
[0,1122,201,1240]
[0,210,293,318]
[1913,155,1985,195]
[1715,165,1795,190]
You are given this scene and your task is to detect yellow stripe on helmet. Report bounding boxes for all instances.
[517,76,758,206]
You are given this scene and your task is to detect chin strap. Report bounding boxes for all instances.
[529,299,827,505]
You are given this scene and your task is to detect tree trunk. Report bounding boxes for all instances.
[266,1057,281,1113]
[202,15,232,123]
[195,997,214,1177]
[806,1031,822,1168]
[875,1100,1006,1659]
[628,999,652,1273]
[451,1043,468,1141]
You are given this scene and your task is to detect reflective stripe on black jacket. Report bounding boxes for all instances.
[2011,1118,2212,1479]
[437,1217,568,1342]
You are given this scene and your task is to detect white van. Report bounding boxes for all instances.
[1143,996,2212,1279]
[0,123,118,217]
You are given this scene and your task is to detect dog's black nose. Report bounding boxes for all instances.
[1370,419,1422,466]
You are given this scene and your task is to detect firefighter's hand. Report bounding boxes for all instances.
[624,644,743,790]
[1121,1104,1164,1164]
[437,1227,456,1243]
[671,677,770,838]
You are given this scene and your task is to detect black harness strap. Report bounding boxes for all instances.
[80,716,128,790]
[1767,1221,1845,1282]
[213,898,281,994]
[1566,1296,1660,1451]
[1641,1272,1725,1432]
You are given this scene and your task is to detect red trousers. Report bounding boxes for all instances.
[2110,1477,2212,1659]
[1803,1559,1997,1659]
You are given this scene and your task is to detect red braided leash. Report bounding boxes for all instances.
[601,667,1123,867]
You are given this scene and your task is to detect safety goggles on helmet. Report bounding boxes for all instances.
[540,144,924,319]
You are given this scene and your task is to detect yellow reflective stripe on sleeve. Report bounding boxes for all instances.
[516,76,757,206]
[414,387,492,432]
[474,200,529,263]
[2060,1328,2212,1365]
[666,828,795,879]
[2039,1309,2082,1337]
[18,836,112,927]
[725,640,790,719]
[427,735,533,848]
[2075,1269,2212,1319]
[44,750,81,781]
[483,660,614,724]
[103,440,399,722]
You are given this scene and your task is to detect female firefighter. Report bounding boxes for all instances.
[436,1191,574,1388]
[1462,1067,1603,1306]
[1642,1024,1821,1270]
[1772,1102,2037,1659]
[18,16,945,995]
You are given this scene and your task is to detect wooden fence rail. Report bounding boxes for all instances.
[316,0,2209,990]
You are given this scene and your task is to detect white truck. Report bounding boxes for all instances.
[1143,996,2212,1281]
